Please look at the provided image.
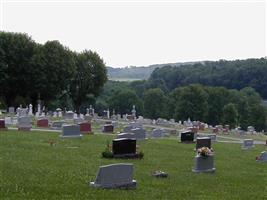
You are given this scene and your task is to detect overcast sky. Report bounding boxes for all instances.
[0,0,266,67]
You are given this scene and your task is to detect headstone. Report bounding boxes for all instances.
[206,134,217,142]
[90,163,137,189]
[123,126,133,133]
[112,138,136,156]
[51,121,65,130]
[18,116,32,131]
[151,129,164,138]
[180,130,195,143]
[116,133,135,139]
[196,137,211,149]
[242,139,254,150]
[65,111,74,119]
[131,128,146,140]
[60,125,82,138]
[4,117,12,125]
[79,122,92,134]
[74,118,83,124]
[0,119,7,130]
[18,108,28,117]
[28,104,33,115]
[192,154,215,173]
[58,111,63,118]
[8,107,15,114]
[102,124,113,133]
[37,118,49,128]
[257,151,267,162]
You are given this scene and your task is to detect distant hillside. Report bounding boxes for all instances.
[107,62,198,80]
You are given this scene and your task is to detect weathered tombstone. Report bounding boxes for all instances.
[79,122,92,134]
[123,125,133,133]
[112,121,118,128]
[8,107,15,114]
[151,129,164,138]
[131,128,146,140]
[18,108,28,117]
[51,121,65,130]
[73,118,83,124]
[196,137,211,149]
[242,139,254,150]
[206,134,217,142]
[112,138,136,157]
[257,151,267,162]
[90,163,137,189]
[192,154,215,173]
[37,118,49,128]
[65,111,74,119]
[102,124,114,133]
[180,130,195,143]
[0,119,7,130]
[18,116,32,131]
[4,117,12,125]
[60,125,82,138]
[116,133,135,139]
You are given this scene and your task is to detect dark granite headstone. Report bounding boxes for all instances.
[0,119,6,130]
[103,124,113,133]
[112,138,136,156]
[196,137,211,149]
[180,131,195,143]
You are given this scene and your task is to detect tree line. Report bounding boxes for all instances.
[0,32,107,113]
[95,82,267,132]
[148,59,267,98]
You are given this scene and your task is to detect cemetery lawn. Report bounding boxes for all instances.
[1,131,267,200]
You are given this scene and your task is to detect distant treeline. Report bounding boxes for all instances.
[149,58,267,98]
[94,81,267,132]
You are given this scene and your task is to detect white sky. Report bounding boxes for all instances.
[0,0,266,67]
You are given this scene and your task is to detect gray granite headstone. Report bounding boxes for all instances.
[18,116,32,131]
[131,128,146,140]
[90,163,136,189]
[51,121,65,130]
[8,107,15,114]
[4,117,12,125]
[116,133,135,139]
[242,139,254,150]
[151,129,164,138]
[18,108,28,117]
[60,125,82,138]
[192,155,215,173]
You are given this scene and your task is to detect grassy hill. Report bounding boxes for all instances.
[1,130,267,199]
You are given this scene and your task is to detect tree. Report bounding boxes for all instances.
[108,90,143,115]
[143,88,167,119]
[30,41,76,107]
[69,50,107,113]
[0,31,37,106]
[173,84,208,122]
[222,103,238,129]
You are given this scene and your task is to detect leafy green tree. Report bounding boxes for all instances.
[205,87,230,125]
[173,84,209,121]
[108,90,143,115]
[143,88,167,119]
[248,104,267,132]
[30,41,76,106]
[0,31,37,106]
[222,103,238,129]
[69,50,107,113]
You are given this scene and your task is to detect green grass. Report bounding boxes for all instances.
[1,130,267,200]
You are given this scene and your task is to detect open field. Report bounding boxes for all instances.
[1,130,267,200]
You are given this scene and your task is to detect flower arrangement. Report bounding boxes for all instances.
[197,147,213,157]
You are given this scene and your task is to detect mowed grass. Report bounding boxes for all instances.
[0,130,267,200]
